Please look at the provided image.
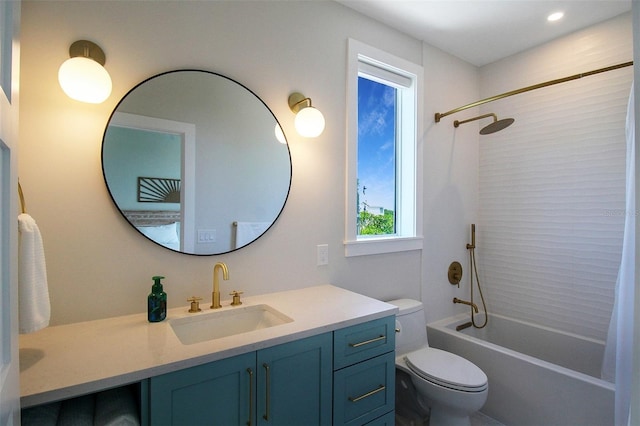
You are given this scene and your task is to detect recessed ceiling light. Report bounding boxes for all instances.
[547,11,564,22]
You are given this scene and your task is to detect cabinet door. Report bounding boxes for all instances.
[257,333,332,426]
[149,352,255,426]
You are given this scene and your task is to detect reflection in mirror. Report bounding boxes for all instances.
[102,70,291,255]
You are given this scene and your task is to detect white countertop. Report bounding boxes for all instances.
[20,285,397,407]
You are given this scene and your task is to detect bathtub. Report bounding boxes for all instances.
[427,313,614,426]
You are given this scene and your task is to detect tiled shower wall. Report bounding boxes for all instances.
[476,13,633,341]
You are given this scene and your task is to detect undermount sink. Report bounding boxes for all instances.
[170,304,293,345]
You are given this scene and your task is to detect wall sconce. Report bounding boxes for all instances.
[288,92,325,138]
[274,124,287,144]
[58,40,112,104]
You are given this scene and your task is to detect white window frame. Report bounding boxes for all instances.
[345,39,423,257]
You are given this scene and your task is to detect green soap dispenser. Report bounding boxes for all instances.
[148,276,167,322]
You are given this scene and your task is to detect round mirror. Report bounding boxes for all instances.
[102,70,291,255]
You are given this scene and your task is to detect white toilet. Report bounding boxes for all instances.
[389,299,488,426]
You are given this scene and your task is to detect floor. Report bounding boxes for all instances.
[471,411,506,426]
[396,411,504,426]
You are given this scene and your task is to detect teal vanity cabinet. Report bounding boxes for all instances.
[147,352,254,425]
[20,316,396,426]
[19,286,398,426]
[147,332,332,425]
[256,333,333,425]
[333,316,396,425]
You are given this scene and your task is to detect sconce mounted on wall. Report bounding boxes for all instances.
[58,40,112,104]
[288,92,325,138]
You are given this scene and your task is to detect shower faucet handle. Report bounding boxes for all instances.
[448,261,463,286]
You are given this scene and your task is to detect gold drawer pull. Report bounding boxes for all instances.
[262,363,271,421]
[348,384,386,403]
[349,335,385,348]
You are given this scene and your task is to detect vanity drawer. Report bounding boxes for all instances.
[333,351,395,426]
[333,316,395,369]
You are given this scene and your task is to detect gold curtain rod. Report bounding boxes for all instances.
[435,61,634,123]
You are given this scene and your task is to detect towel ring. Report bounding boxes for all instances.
[18,181,26,214]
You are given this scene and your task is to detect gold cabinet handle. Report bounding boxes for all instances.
[348,384,386,403]
[262,363,270,421]
[348,335,385,348]
[246,368,254,426]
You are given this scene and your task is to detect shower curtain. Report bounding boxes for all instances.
[602,82,635,426]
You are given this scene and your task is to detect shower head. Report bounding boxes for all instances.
[480,117,515,135]
[454,113,515,135]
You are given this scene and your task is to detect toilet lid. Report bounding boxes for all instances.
[404,348,488,392]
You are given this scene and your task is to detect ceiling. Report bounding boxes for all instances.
[336,0,632,66]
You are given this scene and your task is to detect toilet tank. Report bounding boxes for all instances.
[387,299,428,354]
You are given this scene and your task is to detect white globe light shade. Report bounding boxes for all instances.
[274,123,287,144]
[294,107,325,138]
[58,57,112,104]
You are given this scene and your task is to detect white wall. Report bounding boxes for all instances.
[19,0,479,325]
[421,44,481,323]
[477,13,633,340]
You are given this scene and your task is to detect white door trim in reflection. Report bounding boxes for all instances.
[110,112,196,252]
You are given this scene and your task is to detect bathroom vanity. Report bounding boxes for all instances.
[19,285,397,425]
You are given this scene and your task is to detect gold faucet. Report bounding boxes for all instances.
[453,297,478,313]
[211,262,229,309]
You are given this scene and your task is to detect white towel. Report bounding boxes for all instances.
[18,213,51,334]
[94,387,140,426]
[234,222,270,248]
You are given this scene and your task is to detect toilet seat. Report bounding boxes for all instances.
[404,348,488,393]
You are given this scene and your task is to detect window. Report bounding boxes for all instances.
[357,77,397,236]
[345,39,423,257]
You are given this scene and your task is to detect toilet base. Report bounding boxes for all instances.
[396,358,487,426]
[395,369,430,425]
[429,404,472,426]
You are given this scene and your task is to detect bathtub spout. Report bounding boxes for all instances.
[453,297,479,313]
[456,321,473,331]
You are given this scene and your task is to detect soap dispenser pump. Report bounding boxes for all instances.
[148,275,167,322]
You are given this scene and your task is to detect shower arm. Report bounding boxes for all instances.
[454,113,496,128]
[434,61,633,123]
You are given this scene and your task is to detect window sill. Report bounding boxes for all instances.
[343,236,423,257]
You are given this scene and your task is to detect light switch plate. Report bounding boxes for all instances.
[317,244,329,266]
[197,229,216,243]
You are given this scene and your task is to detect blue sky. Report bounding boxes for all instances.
[357,76,396,211]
